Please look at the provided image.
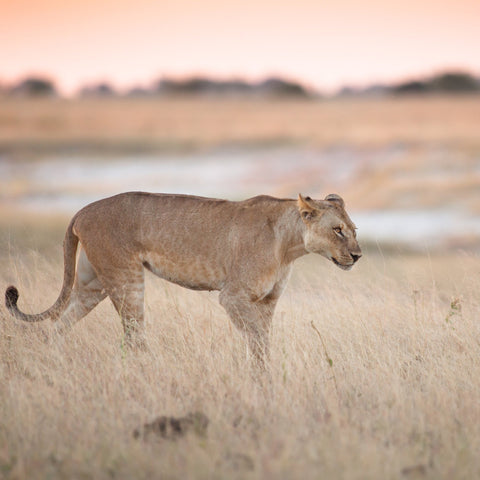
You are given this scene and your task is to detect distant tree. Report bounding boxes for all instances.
[431,72,479,92]
[392,80,431,94]
[9,77,57,97]
[155,77,253,96]
[256,77,309,97]
[154,76,309,98]
[156,77,213,95]
[78,82,116,98]
[218,79,253,95]
[392,71,479,96]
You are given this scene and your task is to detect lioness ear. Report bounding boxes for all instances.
[298,194,318,221]
[325,193,345,208]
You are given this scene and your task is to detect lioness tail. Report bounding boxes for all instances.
[5,217,79,322]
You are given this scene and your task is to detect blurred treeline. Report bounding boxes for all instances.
[1,70,479,99]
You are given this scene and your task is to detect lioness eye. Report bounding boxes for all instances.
[334,227,342,235]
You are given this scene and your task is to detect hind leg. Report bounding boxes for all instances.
[99,267,146,348]
[55,246,107,335]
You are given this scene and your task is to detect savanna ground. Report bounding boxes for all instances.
[1,95,480,479]
[1,95,480,152]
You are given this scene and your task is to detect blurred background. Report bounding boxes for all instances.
[1,0,479,251]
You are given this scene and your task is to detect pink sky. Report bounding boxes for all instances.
[1,0,479,94]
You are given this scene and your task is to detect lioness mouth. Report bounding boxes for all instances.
[332,257,353,271]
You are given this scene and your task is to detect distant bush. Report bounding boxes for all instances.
[336,70,480,98]
[431,72,479,92]
[156,77,253,96]
[78,82,116,98]
[154,76,310,98]
[155,77,230,95]
[392,81,431,94]
[9,77,57,97]
[393,71,479,95]
[256,77,309,97]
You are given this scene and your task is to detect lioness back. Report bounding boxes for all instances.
[72,192,283,291]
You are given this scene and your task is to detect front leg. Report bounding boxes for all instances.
[219,287,278,368]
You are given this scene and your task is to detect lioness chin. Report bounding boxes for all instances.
[5,192,361,365]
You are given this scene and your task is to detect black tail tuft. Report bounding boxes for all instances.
[5,286,19,309]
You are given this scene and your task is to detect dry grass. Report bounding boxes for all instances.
[1,95,480,153]
[1,229,480,479]
[1,95,480,478]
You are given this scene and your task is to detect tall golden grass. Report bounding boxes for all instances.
[1,234,480,479]
[1,95,479,478]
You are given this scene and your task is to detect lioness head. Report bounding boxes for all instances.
[298,193,362,270]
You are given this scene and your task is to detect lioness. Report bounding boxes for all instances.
[5,192,361,362]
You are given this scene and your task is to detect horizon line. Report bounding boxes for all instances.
[2,66,480,98]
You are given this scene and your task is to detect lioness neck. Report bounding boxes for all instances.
[277,203,308,264]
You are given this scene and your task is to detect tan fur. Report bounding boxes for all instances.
[5,192,361,363]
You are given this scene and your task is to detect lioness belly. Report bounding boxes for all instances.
[141,252,225,291]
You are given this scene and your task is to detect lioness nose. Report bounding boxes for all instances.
[351,253,362,263]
